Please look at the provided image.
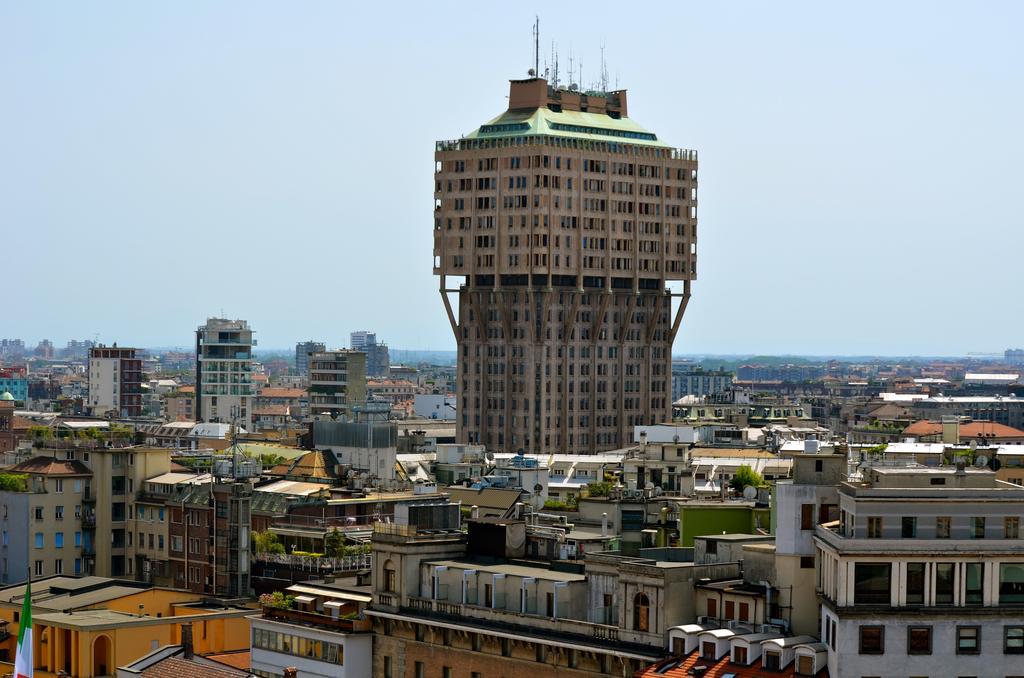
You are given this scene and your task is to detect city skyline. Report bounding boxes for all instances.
[3,2,1023,355]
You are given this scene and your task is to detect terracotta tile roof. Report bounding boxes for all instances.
[258,387,305,399]
[253,405,290,416]
[7,455,91,476]
[903,419,1024,439]
[11,416,33,431]
[204,650,250,671]
[177,385,195,394]
[635,651,828,678]
[140,656,251,678]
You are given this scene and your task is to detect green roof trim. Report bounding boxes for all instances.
[465,107,671,148]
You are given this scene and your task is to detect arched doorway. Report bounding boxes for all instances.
[93,635,112,676]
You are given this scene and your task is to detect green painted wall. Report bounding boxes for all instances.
[677,505,771,547]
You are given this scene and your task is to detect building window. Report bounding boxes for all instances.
[34,533,43,549]
[54,559,62,575]
[972,517,986,539]
[936,563,955,604]
[965,563,984,605]
[383,560,396,593]
[867,517,883,538]
[936,516,952,539]
[442,669,452,678]
[901,517,917,538]
[801,504,814,530]
[633,592,650,632]
[854,563,891,605]
[800,556,815,569]
[1000,563,1024,604]
[1006,517,1020,539]
[907,626,932,655]
[906,562,925,605]
[1006,626,1024,654]
[957,626,980,654]
[55,533,63,548]
[859,626,884,654]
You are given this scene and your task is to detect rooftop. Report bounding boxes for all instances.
[425,558,585,583]
[5,455,91,476]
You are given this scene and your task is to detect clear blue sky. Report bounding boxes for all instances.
[2,2,1021,355]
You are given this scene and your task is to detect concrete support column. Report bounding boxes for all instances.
[948,561,961,606]
[894,561,905,607]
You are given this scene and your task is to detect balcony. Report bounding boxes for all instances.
[814,523,1024,554]
[398,596,661,649]
[260,606,371,634]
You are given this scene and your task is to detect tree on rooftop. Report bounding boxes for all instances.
[324,528,345,557]
[0,474,28,492]
[253,530,285,555]
[729,465,764,494]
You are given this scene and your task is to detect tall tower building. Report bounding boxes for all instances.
[295,340,326,376]
[195,318,254,423]
[88,344,143,417]
[434,77,697,454]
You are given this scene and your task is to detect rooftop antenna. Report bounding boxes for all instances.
[568,48,575,89]
[532,16,540,78]
[599,42,608,92]
[551,41,559,88]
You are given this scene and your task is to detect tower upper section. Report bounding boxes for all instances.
[433,77,698,290]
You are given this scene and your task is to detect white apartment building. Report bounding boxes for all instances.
[250,581,372,678]
[195,318,254,423]
[815,465,1024,677]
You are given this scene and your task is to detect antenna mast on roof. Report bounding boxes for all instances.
[600,42,608,92]
[551,41,559,88]
[533,16,540,78]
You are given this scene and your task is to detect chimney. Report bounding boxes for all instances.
[471,505,480,519]
[180,622,194,660]
[601,512,608,537]
[283,669,298,678]
[942,416,960,445]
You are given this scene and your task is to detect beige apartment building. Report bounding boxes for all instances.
[81,445,172,578]
[434,76,698,454]
[0,455,92,583]
[308,350,367,419]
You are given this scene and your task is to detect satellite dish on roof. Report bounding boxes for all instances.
[975,455,990,468]
[742,486,757,500]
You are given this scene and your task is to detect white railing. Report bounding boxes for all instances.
[254,552,371,571]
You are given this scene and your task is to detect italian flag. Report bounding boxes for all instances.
[13,580,31,678]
